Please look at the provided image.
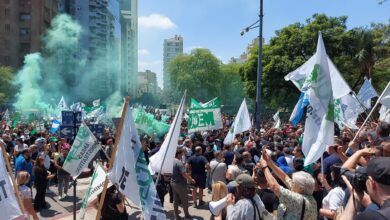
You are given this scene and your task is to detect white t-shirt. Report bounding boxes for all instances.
[285,155,294,168]
[322,186,345,220]
[19,185,32,199]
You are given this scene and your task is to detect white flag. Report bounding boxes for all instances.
[57,96,68,110]
[335,94,363,129]
[0,144,24,219]
[357,79,378,109]
[379,81,390,108]
[92,99,101,107]
[3,109,10,125]
[79,165,109,219]
[285,32,336,166]
[63,122,101,178]
[379,105,390,123]
[224,99,251,145]
[272,111,281,129]
[108,103,166,219]
[149,92,186,174]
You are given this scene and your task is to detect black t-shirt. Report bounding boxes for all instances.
[187,154,208,177]
[57,156,69,176]
[355,199,390,220]
[256,188,279,213]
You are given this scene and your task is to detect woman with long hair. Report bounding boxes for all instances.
[33,155,54,211]
[17,171,39,220]
[211,181,228,220]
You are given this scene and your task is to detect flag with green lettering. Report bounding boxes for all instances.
[188,97,223,133]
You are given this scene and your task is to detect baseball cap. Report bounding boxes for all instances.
[367,157,390,185]
[229,174,255,188]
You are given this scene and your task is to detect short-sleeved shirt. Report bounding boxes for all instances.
[209,159,227,183]
[19,185,32,199]
[227,194,270,220]
[257,188,279,213]
[187,154,208,177]
[171,158,187,185]
[277,186,317,220]
[57,156,70,176]
[322,186,345,217]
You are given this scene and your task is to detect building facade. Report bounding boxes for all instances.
[137,69,157,97]
[120,0,138,97]
[163,35,183,90]
[0,0,58,68]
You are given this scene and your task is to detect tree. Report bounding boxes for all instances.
[169,48,222,102]
[0,66,14,106]
[219,63,246,112]
[239,14,384,111]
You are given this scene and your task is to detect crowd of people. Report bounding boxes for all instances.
[0,112,390,220]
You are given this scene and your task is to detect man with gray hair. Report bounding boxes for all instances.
[210,150,227,184]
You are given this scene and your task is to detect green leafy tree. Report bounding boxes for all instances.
[219,63,246,112]
[169,48,222,102]
[0,66,14,106]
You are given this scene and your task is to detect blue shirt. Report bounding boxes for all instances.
[15,155,34,184]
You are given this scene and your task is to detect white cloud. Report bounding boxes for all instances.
[139,14,177,30]
[138,49,150,56]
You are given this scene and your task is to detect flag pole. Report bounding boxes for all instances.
[352,81,390,142]
[0,142,25,214]
[95,96,130,220]
[155,91,186,186]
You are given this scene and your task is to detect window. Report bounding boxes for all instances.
[4,56,10,65]
[4,40,10,50]
[5,8,10,17]
[19,28,30,37]
[4,24,10,32]
[19,43,30,53]
[19,13,31,21]
[19,0,31,7]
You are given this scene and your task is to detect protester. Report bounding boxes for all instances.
[99,185,128,220]
[172,148,194,219]
[17,171,39,220]
[55,144,71,200]
[209,150,227,184]
[15,146,34,187]
[33,156,54,211]
[253,166,279,215]
[226,173,271,220]
[211,181,228,220]
[261,148,318,219]
[187,146,209,208]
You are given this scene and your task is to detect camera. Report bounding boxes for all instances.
[341,168,368,193]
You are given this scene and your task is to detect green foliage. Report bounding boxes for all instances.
[240,14,390,111]
[0,66,15,106]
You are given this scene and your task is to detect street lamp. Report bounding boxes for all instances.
[240,0,263,131]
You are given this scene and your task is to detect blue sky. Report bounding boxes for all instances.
[138,0,390,88]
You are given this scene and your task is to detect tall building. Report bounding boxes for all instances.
[59,0,122,99]
[163,35,183,90]
[0,0,58,68]
[120,0,138,97]
[137,69,157,97]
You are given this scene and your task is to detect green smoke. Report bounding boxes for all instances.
[13,14,123,113]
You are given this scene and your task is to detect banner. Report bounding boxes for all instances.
[133,108,170,137]
[149,92,186,174]
[63,122,101,178]
[188,97,223,133]
[109,103,166,219]
[0,144,24,219]
[79,165,108,219]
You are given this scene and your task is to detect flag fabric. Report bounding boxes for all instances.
[133,108,170,137]
[0,144,24,219]
[92,99,101,107]
[63,122,101,178]
[57,96,68,110]
[3,109,11,125]
[108,103,166,219]
[289,92,310,126]
[223,99,251,145]
[50,119,60,134]
[273,111,281,129]
[379,81,390,108]
[70,102,86,112]
[149,92,186,174]
[12,112,21,128]
[357,79,378,109]
[335,94,363,129]
[379,105,390,123]
[79,165,108,219]
[285,32,337,166]
[188,97,223,133]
